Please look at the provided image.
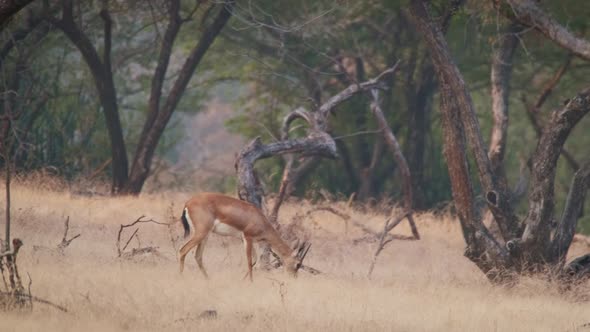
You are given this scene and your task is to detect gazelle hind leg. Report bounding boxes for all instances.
[194,236,209,279]
[179,231,208,274]
[244,236,254,282]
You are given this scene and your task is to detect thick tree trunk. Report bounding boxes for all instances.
[48,1,233,195]
[49,2,129,193]
[519,90,590,262]
[410,0,590,282]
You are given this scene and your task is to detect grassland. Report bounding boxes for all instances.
[1,180,589,331]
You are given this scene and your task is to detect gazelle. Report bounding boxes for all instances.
[179,192,310,280]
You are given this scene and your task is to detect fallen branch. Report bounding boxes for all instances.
[305,205,417,277]
[57,216,81,252]
[116,216,168,258]
[367,212,409,277]
[9,292,68,312]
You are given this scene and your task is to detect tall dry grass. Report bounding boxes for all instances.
[1,180,589,331]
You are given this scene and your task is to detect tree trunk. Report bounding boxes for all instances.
[410,0,590,282]
[123,2,233,194]
[50,2,129,193]
[48,1,233,195]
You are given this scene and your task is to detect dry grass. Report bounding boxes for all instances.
[1,181,589,331]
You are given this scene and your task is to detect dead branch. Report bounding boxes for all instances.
[498,0,590,61]
[57,216,81,252]
[367,212,409,277]
[7,292,68,312]
[305,205,416,276]
[116,216,168,258]
[369,89,420,240]
[236,65,400,211]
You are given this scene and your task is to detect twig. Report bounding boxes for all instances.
[121,228,139,253]
[26,272,32,310]
[116,216,168,257]
[367,212,408,278]
[57,216,81,251]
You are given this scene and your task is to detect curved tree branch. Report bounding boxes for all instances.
[370,89,419,239]
[498,0,590,60]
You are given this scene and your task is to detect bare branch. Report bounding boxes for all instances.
[369,88,420,239]
[498,0,590,60]
[116,216,168,257]
[316,63,401,130]
[56,216,81,251]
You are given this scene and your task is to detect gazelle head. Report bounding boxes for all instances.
[285,241,311,277]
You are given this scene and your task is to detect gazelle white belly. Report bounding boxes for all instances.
[212,219,242,238]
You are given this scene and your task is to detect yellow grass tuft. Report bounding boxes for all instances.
[1,181,589,331]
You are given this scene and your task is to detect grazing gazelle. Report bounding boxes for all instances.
[179,192,310,280]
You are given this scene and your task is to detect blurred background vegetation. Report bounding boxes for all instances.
[1,0,589,232]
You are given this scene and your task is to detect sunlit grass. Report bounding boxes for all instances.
[0,180,589,331]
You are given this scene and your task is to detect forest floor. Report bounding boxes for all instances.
[1,180,589,331]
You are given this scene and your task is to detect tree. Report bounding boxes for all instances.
[44,0,233,194]
[224,1,451,207]
[409,0,590,282]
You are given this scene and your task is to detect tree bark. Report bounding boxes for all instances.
[409,1,513,279]
[520,89,590,259]
[409,1,521,244]
[489,23,520,176]
[411,0,590,281]
[552,160,590,263]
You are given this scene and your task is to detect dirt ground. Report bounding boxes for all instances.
[1,182,589,331]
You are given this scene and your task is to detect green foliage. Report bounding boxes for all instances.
[1,0,589,232]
